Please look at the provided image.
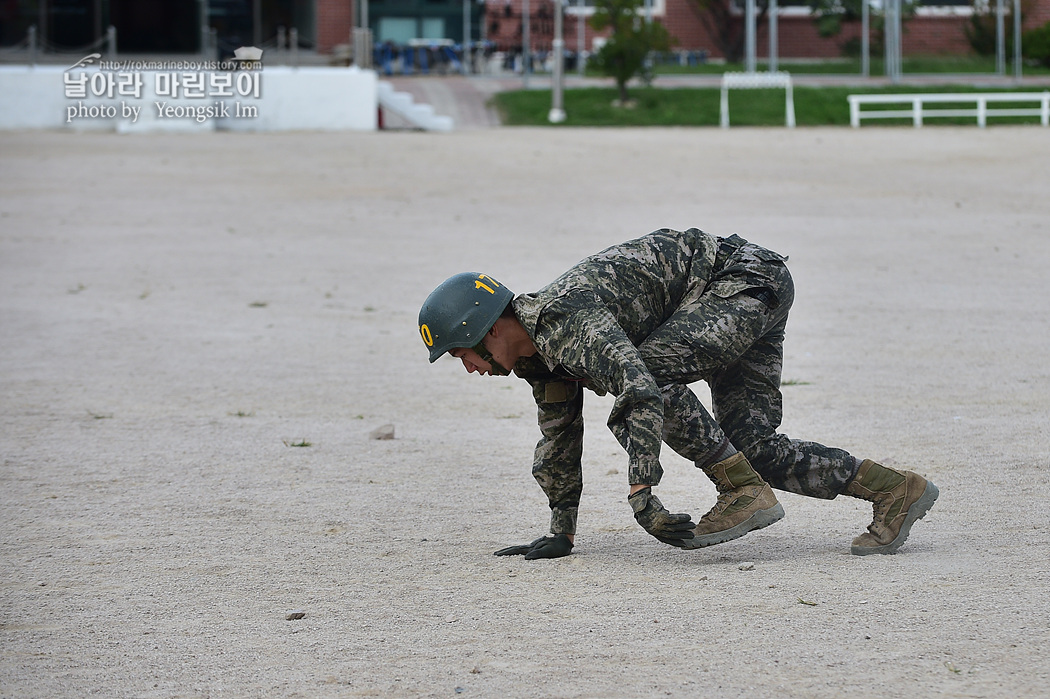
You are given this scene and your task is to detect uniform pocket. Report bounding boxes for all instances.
[542,380,579,403]
[707,244,788,308]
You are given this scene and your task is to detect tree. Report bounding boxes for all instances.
[683,0,769,64]
[808,0,916,57]
[965,0,1034,58]
[590,0,673,104]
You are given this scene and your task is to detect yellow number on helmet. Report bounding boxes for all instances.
[420,324,434,347]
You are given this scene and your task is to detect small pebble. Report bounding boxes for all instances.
[286,610,306,620]
[445,614,457,623]
[369,424,395,440]
[738,562,755,571]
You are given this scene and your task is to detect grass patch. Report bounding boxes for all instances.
[646,55,1050,76]
[492,84,1050,127]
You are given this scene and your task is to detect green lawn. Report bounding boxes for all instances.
[646,55,1050,76]
[491,84,1050,127]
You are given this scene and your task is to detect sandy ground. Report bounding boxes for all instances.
[1,126,1049,699]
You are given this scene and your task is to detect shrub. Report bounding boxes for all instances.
[1024,21,1050,67]
[965,0,1037,56]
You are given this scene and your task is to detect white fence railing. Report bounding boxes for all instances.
[848,92,1050,128]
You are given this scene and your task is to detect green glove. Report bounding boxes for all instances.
[494,534,574,560]
[628,488,695,547]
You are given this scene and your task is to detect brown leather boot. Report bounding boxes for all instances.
[681,452,785,549]
[846,460,939,556]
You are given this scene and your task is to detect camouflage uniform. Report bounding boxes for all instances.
[510,228,859,536]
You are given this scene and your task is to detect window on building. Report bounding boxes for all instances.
[379,17,419,43]
[421,17,447,38]
[565,0,667,18]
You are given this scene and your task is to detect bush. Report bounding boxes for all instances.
[1024,21,1050,67]
[965,4,1000,56]
[841,36,884,58]
[965,0,1040,57]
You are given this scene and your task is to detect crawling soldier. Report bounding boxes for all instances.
[418,228,938,559]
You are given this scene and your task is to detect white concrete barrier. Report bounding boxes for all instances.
[0,64,378,132]
[219,67,377,132]
[0,66,71,130]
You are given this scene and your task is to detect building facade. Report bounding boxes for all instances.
[1,1,317,54]
[478,0,1050,60]
[4,0,1049,60]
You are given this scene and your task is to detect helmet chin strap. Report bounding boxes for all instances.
[472,342,511,376]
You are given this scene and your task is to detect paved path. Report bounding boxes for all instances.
[385,71,1050,130]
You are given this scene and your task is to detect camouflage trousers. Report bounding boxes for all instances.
[639,240,859,500]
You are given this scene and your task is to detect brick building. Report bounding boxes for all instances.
[470,0,1050,60]
[317,0,353,53]
[347,0,1050,60]
[5,0,1048,60]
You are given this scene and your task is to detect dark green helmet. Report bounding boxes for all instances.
[418,272,514,363]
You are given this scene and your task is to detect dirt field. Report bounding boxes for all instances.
[1,126,1048,698]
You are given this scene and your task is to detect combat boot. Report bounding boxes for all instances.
[683,452,785,549]
[846,460,939,556]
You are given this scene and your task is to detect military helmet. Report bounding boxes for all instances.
[418,272,514,363]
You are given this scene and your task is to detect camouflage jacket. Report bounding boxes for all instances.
[509,227,780,534]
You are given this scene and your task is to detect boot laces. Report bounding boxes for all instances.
[868,495,892,533]
[700,490,736,522]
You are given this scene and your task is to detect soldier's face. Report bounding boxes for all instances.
[450,347,495,376]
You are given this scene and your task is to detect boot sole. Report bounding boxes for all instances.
[682,502,785,550]
[851,481,939,556]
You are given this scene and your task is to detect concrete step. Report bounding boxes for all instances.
[377,80,454,132]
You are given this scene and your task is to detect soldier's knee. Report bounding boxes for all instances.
[735,434,784,474]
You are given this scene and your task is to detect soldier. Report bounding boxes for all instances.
[418,228,938,560]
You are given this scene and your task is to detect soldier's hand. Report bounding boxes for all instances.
[494,534,574,560]
[628,487,695,547]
